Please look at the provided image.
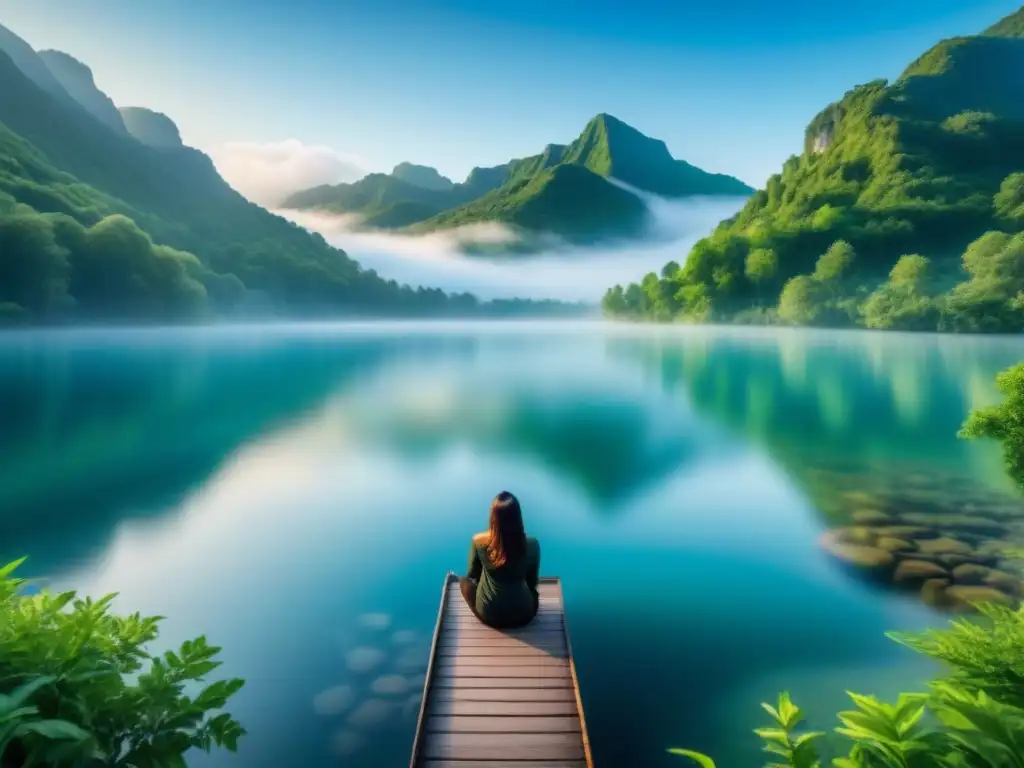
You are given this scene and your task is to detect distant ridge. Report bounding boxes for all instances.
[284,113,752,249]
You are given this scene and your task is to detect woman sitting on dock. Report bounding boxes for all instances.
[459,490,541,629]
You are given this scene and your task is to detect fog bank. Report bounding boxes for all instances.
[280,192,746,302]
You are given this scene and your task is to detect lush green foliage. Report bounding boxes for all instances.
[960,362,1024,491]
[604,6,1024,332]
[670,603,1024,767]
[285,113,752,243]
[0,558,245,766]
[0,36,587,324]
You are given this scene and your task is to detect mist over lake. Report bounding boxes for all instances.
[282,193,747,301]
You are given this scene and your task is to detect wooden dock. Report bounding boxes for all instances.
[410,573,593,767]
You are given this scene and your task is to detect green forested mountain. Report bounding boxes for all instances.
[282,173,464,229]
[604,5,1024,333]
[0,24,583,324]
[415,163,650,243]
[284,113,752,246]
[38,50,127,135]
[558,113,752,198]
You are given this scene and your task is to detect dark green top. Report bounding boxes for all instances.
[466,533,541,628]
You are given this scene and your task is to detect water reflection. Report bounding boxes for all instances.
[607,327,1024,495]
[1,323,1022,767]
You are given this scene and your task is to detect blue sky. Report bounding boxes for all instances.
[0,0,1020,191]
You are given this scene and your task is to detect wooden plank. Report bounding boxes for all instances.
[422,732,585,762]
[436,638,569,651]
[413,574,590,768]
[432,676,573,689]
[441,623,566,635]
[426,715,582,734]
[409,572,455,768]
[436,651,573,663]
[430,687,578,702]
[435,662,571,678]
[561,581,593,768]
[438,634,567,646]
[441,631,567,643]
[428,699,581,717]
[436,655,570,668]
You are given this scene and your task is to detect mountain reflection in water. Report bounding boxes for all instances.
[0,322,1021,768]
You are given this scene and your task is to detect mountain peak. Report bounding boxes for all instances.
[563,112,751,197]
[38,49,127,135]
[38,50,93,82]
[119,107,182,148]
[0,23,69,101]
[390,162,453,192]
[984,6,1024,37]
[590,112,623,124]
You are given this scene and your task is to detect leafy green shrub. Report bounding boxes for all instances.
[669,604,1024,767]
[960,362,1024,491]
[0,558,246,766]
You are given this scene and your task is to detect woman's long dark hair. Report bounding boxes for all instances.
[487,491,526,567]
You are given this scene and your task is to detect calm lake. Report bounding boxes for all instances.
[1,321,1022,767]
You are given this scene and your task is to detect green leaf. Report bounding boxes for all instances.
[667,748,717,767]
[0,557,27,579]
[5,675,57,708]
[17,718,91,741]
[754,727,789,742]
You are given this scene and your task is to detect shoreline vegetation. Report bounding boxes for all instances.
[0,558,246,766]
[673,360,1024,766]
[605,7,1024,335]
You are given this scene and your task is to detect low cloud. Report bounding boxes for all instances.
[279,191,747,302]
[210,139,365,208]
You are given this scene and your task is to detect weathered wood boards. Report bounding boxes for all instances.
[410,574,593,767]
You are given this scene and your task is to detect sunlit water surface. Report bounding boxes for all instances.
[1,321,1022,767]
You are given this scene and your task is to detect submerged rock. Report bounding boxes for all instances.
[894,559,947,585]
[915,537,973,556]
[937,553,999,568]
[884,525,939,540]
[852,509,894,526]
[951,564,1023,596]
[832,526,877,545]
[875,536,915,553]
[820,531,894,572]
[902,513,1007,537]
[978,539,1023,554]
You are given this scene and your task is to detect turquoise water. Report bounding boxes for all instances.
[1,321,1022,767]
